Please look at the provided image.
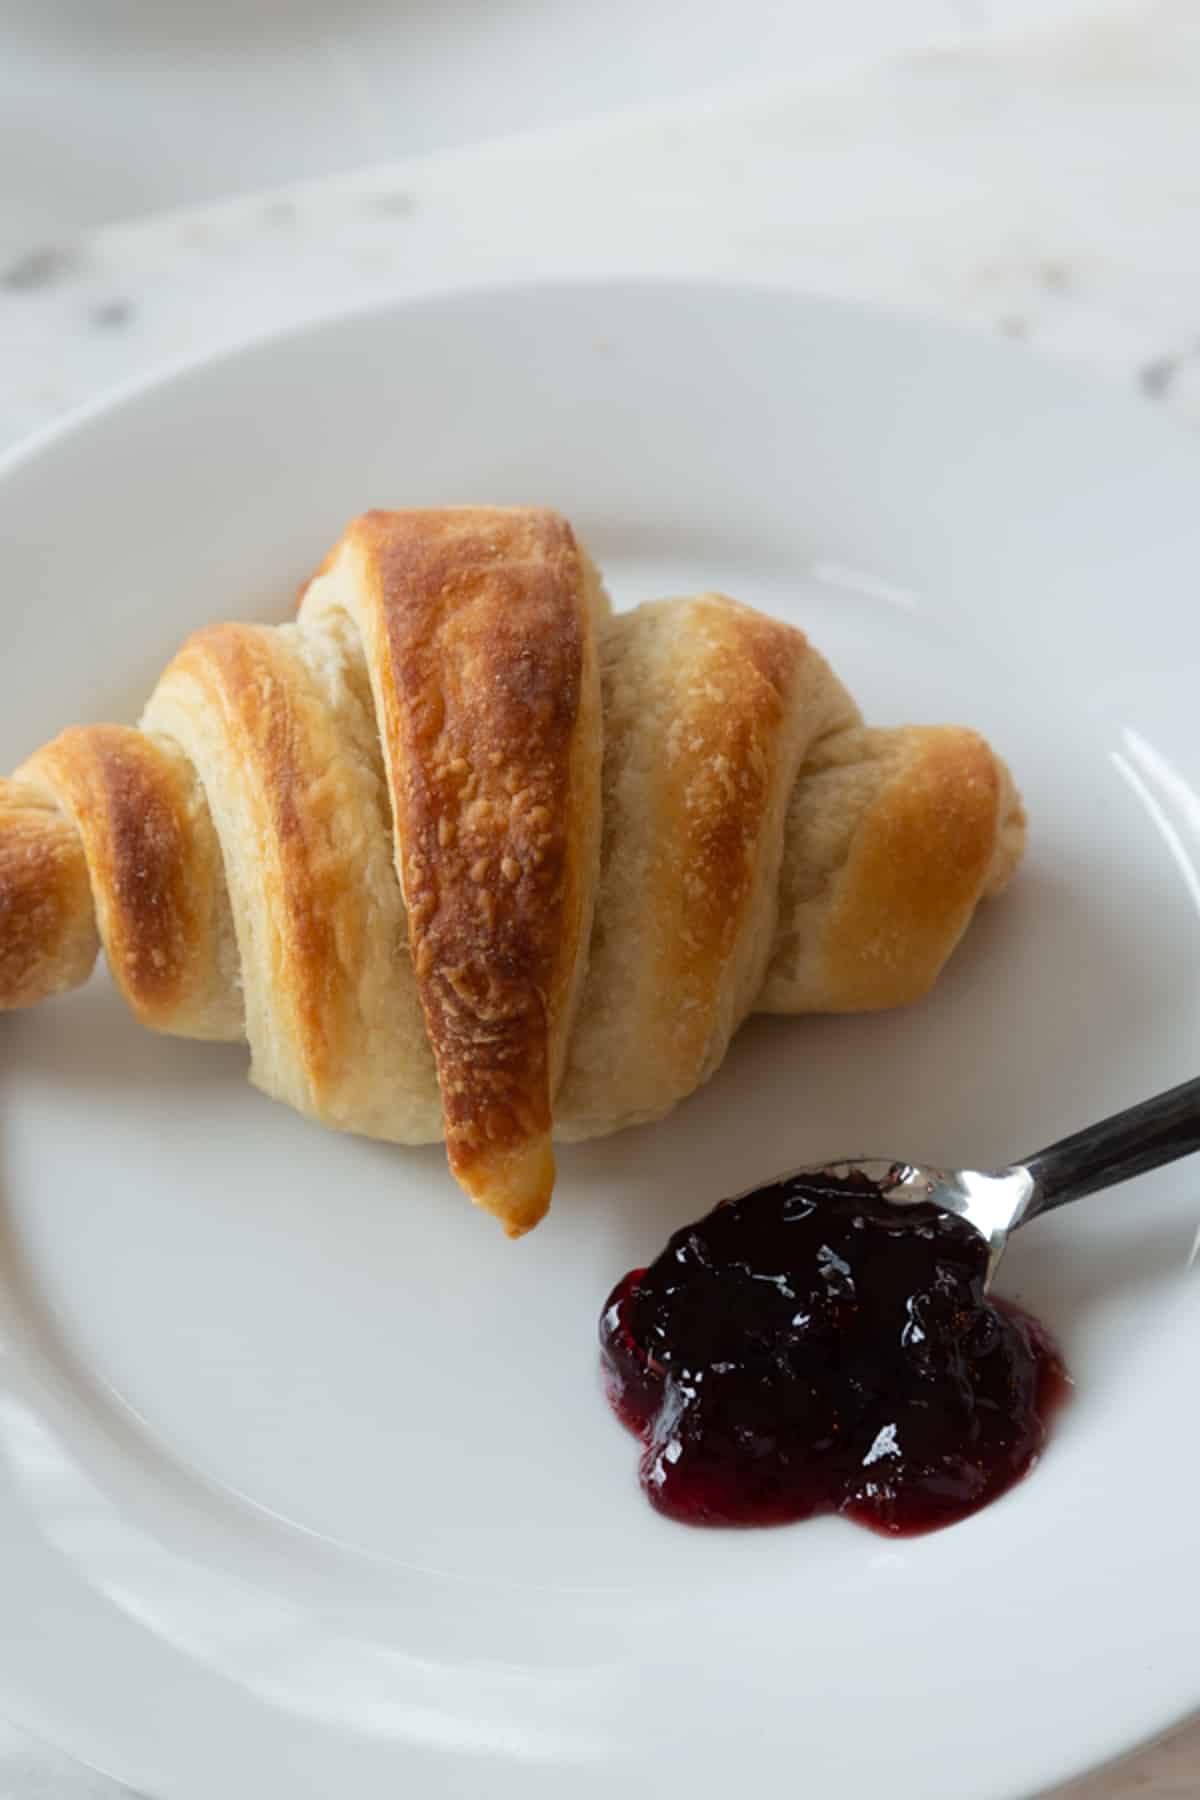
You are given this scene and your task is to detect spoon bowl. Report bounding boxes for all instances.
[799,1158,1033,1285]
[799,1074,1200,1288]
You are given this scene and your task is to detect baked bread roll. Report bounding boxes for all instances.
[0,507,1024,1235]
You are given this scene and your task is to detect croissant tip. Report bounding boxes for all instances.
[451,1135,556,1238]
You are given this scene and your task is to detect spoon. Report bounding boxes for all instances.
[806,1075,1200,1286]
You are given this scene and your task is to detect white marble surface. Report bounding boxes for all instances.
[4,2,1200,1794]
[5,0,1200,459]
[0,0,1108,247]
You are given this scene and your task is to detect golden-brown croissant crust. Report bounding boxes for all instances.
[0,507,1025,1235]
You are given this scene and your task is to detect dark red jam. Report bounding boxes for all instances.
[600,1171,1069,1535]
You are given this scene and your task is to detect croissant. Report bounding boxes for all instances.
[0,507,1024,1235]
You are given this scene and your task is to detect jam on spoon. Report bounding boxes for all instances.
[600,1170,1069,1536]
[600,1077,1200,1533]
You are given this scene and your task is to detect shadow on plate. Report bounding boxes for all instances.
[5,978,246,1098]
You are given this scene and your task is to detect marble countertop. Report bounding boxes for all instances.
[6,1,1200,457]
[0,0,1116,247]
[3,3,1199,1794]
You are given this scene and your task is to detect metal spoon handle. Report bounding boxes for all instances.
[1013,1075,1200,1221]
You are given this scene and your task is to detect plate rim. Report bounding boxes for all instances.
[5,268,1196,490]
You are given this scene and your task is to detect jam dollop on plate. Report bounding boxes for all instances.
[600,1171,1069,1535]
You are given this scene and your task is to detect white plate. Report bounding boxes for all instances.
[2,281,1199,1800]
